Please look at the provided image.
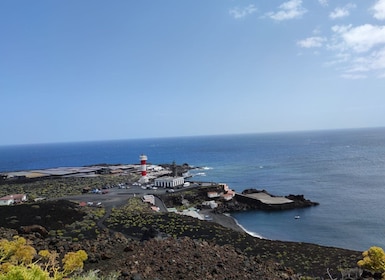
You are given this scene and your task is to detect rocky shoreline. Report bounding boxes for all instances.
[0,164,368,279]
[0,199,362,279]
[209,188,319,214]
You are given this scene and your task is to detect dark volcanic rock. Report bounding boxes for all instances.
[0,198,360,280]
[214,189,318,213]
[19,224,49,237]
[0,200,84,231]
[286,194,319,207]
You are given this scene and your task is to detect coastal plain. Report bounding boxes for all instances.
[0,164,363,279]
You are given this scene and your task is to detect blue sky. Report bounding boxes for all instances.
[1,0,385,145]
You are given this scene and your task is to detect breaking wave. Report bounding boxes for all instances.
[200,166,213,170]
[232,216,265,239]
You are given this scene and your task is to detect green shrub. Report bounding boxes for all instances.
[357,246,385,273]
[0,236,88,279]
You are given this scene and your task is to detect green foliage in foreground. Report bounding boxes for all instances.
[357,246,385,279]
[0,236,89,280]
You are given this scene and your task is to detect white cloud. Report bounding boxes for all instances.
[329,4,356,19]
[329,28,385,78]
[372,0,385,20]
[297,36,327,48]
[293,1,385,79]
[344,54,385,75]
[318,0,329,7]
[266,0,307,21]
[229,5,257,19]
[331,24,385,53]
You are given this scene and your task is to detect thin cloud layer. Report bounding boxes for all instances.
[318,0,329,7]
[329,4,356,19]
[229,5,257,19]
[297,36,327,48]
[266,0,307,21]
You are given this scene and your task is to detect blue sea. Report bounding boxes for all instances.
[1,127,385,251]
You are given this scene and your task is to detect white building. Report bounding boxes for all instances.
[142,195,155,205]
[0,197,14,206]
[202,200,218,209]
[154,176,184,188]
[0,194,27,206]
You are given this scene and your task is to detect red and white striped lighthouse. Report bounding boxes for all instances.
[140,154,147,177]
[139,154,149,183]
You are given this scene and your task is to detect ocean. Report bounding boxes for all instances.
[1,127,385,251]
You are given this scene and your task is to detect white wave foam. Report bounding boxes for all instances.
[194,172,206,177]
[201,166,213,170]
[232,216,266,239]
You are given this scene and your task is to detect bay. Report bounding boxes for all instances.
[1,127,385,251]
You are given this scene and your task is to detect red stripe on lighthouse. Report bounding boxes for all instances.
[141,159,147,176]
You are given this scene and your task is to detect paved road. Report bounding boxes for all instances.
[60,183,200,211]
[59,185,172,238]
[61,185,163,207]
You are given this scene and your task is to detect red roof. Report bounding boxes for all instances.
[0,194,26,201]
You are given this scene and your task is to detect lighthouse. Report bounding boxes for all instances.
[139,154,149,183]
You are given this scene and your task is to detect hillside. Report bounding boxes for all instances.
[0,197,362,279]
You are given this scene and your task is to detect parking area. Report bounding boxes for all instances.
[62,182,200,210]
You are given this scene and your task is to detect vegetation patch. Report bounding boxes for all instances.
[0,174,138,200]
[105,197,361,278]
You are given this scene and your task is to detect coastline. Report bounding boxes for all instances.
[201,209,265,239]
[230,214,266,239]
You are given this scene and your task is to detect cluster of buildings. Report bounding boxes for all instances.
[203,183,235,209]
[137,155,237,221]
[0,155,236,215]
[0,194,27,206]
[139,154,189,189]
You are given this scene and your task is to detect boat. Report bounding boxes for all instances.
[294,215,300,219]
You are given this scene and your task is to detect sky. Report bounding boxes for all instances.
[1,0,385,145]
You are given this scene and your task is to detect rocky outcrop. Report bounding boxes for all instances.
[285,194,319,208]
[0,194,360,280]
[0,226,298,280]
[215,189,318,213]
[19,225,48,237]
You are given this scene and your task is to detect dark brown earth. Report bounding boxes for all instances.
[0,199,365,280]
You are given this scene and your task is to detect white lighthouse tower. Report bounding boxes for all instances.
[139,154,149,183]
